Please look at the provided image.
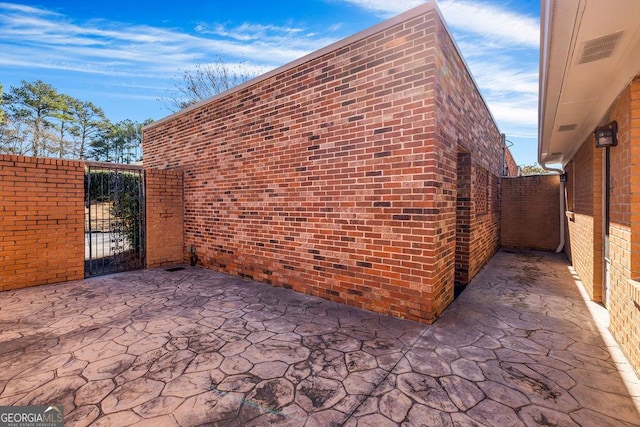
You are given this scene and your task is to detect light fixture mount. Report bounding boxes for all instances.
[594,121,618,148]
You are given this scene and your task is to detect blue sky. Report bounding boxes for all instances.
[0,0,540,165]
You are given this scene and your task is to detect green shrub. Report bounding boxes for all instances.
[85,169,144,252]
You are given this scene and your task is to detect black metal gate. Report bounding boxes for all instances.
[85,162,145,277]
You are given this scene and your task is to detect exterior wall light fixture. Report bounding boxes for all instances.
[594,121,618,148]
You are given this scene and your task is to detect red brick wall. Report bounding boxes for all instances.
[630,77,640,283]
[565,138,602,301]
[504,147,519,176]
[143,5,502,323]
[500,175,560,251]
[565,76,640,376]
[0,154,185,291]
[0,154,84,291]
[607,78,640,375]
[433,16,503,295]
[145,169,184,268]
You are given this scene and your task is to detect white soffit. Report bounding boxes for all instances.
[539,0,640,167]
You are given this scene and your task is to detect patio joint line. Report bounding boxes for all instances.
[340,323,432,425]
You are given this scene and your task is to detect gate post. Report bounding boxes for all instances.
[145,168,184,268]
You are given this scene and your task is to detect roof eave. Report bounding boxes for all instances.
[539,0,640,168]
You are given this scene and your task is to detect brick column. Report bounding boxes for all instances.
[145,168,184,268]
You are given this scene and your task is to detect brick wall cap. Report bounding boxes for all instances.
[1,153,84,168]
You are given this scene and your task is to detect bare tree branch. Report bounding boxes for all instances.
[161,60,259,112]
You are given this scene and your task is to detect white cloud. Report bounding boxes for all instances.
[488,102,538,127]
[0,3,336,79]
[336,0,538,47]
[0,1,60,16]
[195,22,304,41]
[438,0,538,48]
[467,61,538,96]
[335,0,424,16]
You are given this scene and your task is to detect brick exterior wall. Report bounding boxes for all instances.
[565,137,603,302]
[500,175,560,251]
[565,76,640,376]
[504,147,519,177]
[143,4,502,323]
[0,154,84,291]
[607,77,640,375]
[145,169,184,268]
[433,19,503,291]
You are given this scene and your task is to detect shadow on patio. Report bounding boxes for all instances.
[0,249,639,426]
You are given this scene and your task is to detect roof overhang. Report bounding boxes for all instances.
[539,0,640,168]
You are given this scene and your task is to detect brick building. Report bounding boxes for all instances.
[144,2,512,323]
[539,0,640,375]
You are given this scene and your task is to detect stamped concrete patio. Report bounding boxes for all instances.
[1,249,639,426]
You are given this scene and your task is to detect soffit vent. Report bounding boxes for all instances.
[558,124,577,131]
[577,31,624,64]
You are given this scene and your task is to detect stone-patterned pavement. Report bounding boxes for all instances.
[1,249,639,426]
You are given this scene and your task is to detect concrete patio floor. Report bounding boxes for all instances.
[1,249,639,426]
